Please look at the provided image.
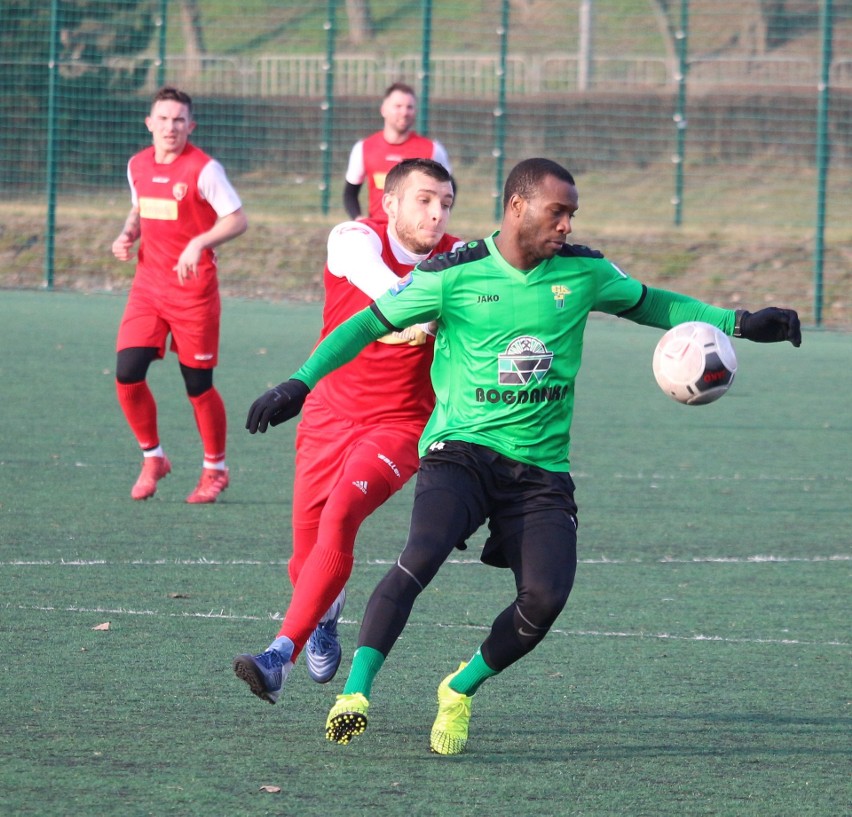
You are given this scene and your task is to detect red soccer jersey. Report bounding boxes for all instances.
[309,219,461,426]
[129,143,220,300]
[360,132,445,222]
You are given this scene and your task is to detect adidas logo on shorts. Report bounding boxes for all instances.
[352,480,368,494]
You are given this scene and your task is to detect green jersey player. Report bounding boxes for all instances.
[246,158,801,755]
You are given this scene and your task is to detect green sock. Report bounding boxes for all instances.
[449,649,499,696]
[342,646,385,698]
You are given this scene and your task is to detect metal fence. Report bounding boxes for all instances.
[136,53,851,98]
[2,0,850,325]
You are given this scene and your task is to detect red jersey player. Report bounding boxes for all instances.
[233,158,462,704]
[343,82,452,223]
[111,86,248,503]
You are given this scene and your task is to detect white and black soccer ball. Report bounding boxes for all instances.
[652,321,737,405]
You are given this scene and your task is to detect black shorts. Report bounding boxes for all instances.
[414,440,578,569]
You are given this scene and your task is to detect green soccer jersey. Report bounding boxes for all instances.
[370,233,646,471]
[292,232,736,473]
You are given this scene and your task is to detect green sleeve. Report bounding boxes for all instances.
[622,286,736,334]
[290,306,389,388]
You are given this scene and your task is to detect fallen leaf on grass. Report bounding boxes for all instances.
[259,785,281,794]
[92,622,110,631]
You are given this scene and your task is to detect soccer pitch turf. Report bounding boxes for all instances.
[1,291,849,817]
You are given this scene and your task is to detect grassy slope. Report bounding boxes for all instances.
[172,0,837,59]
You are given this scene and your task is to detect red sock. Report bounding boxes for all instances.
[116,380,159,450]
[189,388,227,464]
[279,546,354,657]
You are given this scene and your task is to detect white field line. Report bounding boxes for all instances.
[5,555,848,649]
[9,604,849,649]
[1,554,849,567]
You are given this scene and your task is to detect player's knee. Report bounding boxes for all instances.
[391,540,450,594]
[180,364,213,397]
[518,576,573,628]
[116,347,156,383]
[322,476,392,531]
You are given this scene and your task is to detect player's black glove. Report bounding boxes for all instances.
[734,308,802,347]
[246,379,310,434]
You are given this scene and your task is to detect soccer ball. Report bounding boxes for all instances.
[652,321,737,405]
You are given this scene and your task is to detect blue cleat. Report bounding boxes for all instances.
[305,588,345,684]
[233,636,294,704]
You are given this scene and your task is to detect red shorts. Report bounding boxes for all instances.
[292,396,424,532]
[116,280,221,369]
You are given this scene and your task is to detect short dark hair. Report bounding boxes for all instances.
[384,81,417,99]
[384,158,454,198]
[152,86,193,117]
[502,158,575,210]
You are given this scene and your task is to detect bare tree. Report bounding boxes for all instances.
[179,0,206,79]
[345,0,374,45]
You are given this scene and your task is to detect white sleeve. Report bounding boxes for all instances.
[431,140,452,174]
[127,162,138,207]
[344,140,366,185]
[326,221,400,300]
[197,160,243,217]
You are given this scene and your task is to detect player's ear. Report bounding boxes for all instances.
[382,192,397,219]
[509,193,525,219]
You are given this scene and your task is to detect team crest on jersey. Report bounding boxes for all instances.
[389,272,413,296]
[551,285,571,309]
[172,182,188,201]
[498,336,554,385]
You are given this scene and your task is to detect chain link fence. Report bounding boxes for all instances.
[1,0,850,324]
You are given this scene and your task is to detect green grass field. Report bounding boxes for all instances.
[1,291,849,816]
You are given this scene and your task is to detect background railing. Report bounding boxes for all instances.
[130,53,852,97]
[1,0,850,326]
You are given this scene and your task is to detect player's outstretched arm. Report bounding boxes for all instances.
[621,288,801,348]
[733,308,801,346]
[246,305,391,434]
[246,379,309,434]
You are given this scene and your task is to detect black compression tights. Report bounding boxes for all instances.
[356,481,577,673]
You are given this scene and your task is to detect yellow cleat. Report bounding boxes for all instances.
[325,692,369,745]
[429,663,471,756]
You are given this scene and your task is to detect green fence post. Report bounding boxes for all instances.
[672,0,689,227]
[320,0,337,215]
[44,0,60,291]
[156,0,168,88]
[420,0,432,135]
[493,0,510,221]
[813,0,833,328]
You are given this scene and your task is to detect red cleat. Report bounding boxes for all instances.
[131,455,172,500]
[186,467,230,504]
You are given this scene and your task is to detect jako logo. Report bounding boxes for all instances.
[477,294,499,303]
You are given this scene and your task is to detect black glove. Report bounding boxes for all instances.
[246,379,310,434]
[734,308,802,347]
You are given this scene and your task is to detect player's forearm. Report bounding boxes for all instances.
[192,209,249,251]
[290,306,391,388]
[343,182,362,219]
[624,286,736,334]
[120,208,141,242]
